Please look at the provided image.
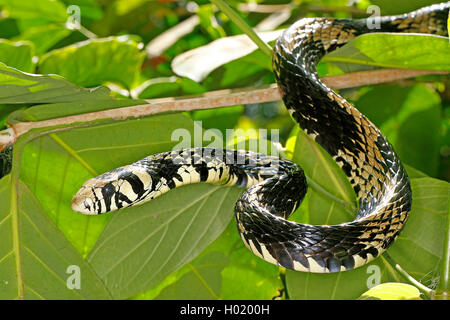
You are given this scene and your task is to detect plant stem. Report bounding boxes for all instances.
[433,199,450,300]
[384,253,434,298]
[78,25,97,39]
[209,0,273,57]
[0,68,446,152]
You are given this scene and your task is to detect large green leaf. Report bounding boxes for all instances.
[354,84,442,176]
[0,62,111,106]
[133,215,283,300]
[86,183,242,299]
[154,252,228,300]
[359,282,421,300]
[0,62,141,126]
[388,178,449,284]
[323,33,450,73]
[285,122,449,299]
[0,175,111,299]
[0,0,68,23]
[292,127,356,213]
[16,109,250,299]
[19,114,208,255]
[0,40,35,73]
[13,24,72,55]
[370,0,444,15]
[39,36,146,89]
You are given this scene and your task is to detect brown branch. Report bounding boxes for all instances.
[0,68,447,151]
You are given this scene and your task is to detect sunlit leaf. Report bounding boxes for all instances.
[355,84,442,176]
[155,252,228,300]
[13,24,71,55]
[358,282,421,300]
[0,40,35,73]
[39,36,146,89]
[286,122,449,299]
[0,0,68,22]
[324,33,450,73]
[370,0,442,14]
[0,175,111,299]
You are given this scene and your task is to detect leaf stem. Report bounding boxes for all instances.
[209,0,273,57]
[433,195,450,300]
[77,25,98,39]
[383,253,434,299]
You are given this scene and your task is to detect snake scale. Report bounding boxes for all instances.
[72,3,449,273]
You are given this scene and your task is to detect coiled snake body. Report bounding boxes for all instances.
[72,3,449,273]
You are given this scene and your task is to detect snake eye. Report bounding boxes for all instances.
[71,188,97,215]
[83,199,92,212]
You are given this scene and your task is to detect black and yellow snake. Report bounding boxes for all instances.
[72,3,449,273]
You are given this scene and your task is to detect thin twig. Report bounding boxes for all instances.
[394,262,434,298]
[209,0,273,57]
[0,68,447,151]
[383,253,434,299]
[434,195,450,299]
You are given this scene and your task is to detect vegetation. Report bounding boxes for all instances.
[0,0,448,300]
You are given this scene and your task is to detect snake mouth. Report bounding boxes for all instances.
[71,186,98,215]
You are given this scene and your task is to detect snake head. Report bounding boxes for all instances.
[72,165,154,215]
[71,182,110,215]
[71,168,125,215]
[71,185,96,214]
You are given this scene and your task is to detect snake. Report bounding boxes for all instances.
[71,3,449,273]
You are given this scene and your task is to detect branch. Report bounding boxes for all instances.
[0,68,447,151]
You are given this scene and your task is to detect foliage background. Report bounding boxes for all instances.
[0,0,448,300]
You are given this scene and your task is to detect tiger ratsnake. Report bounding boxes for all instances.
[72,3,449,273]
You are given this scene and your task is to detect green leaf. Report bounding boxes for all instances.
[0,0,68,22]
[39,36,146,89]
[286,260,394,299]
[287,122,449,299]
[13,24,72,55]
[217,225,282,300]
[388,178,449,283]
[17,109,246,299]
[0,62,111,106]
[86,182,242,299]
[155,252,228,300]
[19,114,205,255]
[358,282,421,300]
[0,175,111,299]
[355,84,442,176]
[134,77,206,99]
[0,40,35,73]
[370,0,443,15]
[292,126,356,211]
[191,105,244,138]
[0,62,142,126]
[197,4,226,40]
[323,33,450,73]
